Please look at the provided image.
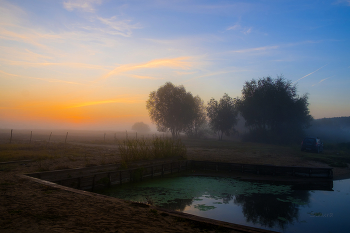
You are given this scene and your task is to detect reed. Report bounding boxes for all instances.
[117,136,187,163]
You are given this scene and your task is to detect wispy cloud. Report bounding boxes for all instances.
[242,27,252,35]
[100,57,193,80]
[0,69,83,85]
[335,0,350,6]
[184,70,242,83]
[174,71,197,75]
[95,16,141,37]
[63,0,102,12]
[0,25,61,50]
[226,24,240,31]
[294,64,328,83]
[226,22,252,35]
[68,98,143,108]
[312,76,333,87]
[230,45,279,53]
[128,74,162,80]
[0,59,111,70]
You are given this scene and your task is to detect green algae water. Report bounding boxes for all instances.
[96,175,350,233]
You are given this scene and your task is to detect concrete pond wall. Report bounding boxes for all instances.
[25,160,333,192]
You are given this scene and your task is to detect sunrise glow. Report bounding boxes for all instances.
[1,0,349,130]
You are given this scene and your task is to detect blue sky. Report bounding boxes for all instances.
[0,0,349,130]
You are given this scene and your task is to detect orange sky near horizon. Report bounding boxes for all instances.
[1,0,349,131]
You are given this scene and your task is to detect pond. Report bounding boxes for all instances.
[96,175,350,233]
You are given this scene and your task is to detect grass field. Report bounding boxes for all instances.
[1,130,349,169]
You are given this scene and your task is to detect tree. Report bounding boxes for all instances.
[238,76,313,143]
[146,82,196,138]
[131,122,151,133]
[185,95,207,138]
[206,93,238,140]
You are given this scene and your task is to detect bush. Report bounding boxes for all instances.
[117,136,187,163]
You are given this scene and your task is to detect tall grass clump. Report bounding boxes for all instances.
[117,136,186,164]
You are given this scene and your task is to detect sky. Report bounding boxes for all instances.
[0,0,349,130]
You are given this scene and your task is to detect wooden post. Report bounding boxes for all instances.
[104,133,106,142]
[136,132,137,139]
[30,131,32,144]
[65,132,68,144]
[48,132,52,143]
[120,171,122,184]
[126,130,128,139]
[10,129,13,144]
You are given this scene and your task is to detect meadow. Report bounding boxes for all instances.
[1,129,349,171]
[1,129,350,233]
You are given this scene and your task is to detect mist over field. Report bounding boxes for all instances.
[306,117,350,143]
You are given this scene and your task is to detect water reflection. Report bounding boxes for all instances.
[234,190,310,230]
[96,175,348,232]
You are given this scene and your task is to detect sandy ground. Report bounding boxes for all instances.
[1,143,350,233]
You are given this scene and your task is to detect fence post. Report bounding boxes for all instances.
[65,132,68,144]
[48,132,52,143]
[30,131,32,144]
[10,129,13,144]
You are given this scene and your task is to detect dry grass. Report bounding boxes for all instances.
[117,136,187,163]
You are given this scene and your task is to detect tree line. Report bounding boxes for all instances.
[146,76,313,144]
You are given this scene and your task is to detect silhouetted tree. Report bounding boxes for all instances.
[238,76,313,144]
[185,95,207,138]
[146,82,196,138]
[131,122,151,133]
[207,93,238,140]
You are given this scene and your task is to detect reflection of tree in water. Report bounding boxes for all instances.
[220,193,235,204]
[158,198,194,211]
[234,190,310,230]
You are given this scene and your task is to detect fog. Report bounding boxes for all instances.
[305,117,350,143]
